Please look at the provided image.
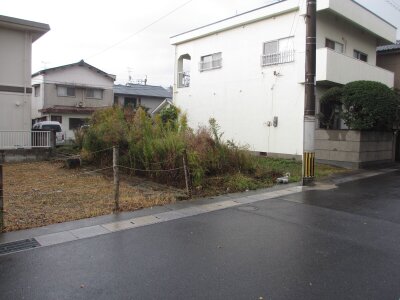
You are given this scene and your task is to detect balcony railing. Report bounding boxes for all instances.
[199,58,222,71]
[178,72,190,88]
[261,50,295,66]
[0,131,52,149]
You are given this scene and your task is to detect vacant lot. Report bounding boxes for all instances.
[2,158,345,232]
[3,161,179,232]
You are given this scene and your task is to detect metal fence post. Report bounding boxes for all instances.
[113,146,120,212]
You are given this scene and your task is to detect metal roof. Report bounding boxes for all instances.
[377,40,400,52]
[113,84,172,98]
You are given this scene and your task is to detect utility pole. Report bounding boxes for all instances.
[302,0,317,185]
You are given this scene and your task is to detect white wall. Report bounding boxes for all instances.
[42,65,114,89]
[0,27,32,131]
[317,12,378,66]
[172,0,395,156]
[31,75,44,119]
[317,0,396,44]
[174,11,306,156]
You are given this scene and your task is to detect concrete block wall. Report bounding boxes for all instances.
[315,129,393,169]
[0,149,53,163]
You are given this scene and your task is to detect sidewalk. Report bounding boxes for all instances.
[0,166,398,255]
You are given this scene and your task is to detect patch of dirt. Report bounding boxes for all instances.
[2,161,183,232]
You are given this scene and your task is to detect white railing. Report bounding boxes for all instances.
[178,72,190,88]
[0,131,52,149]
[261,50,295,66]
[199,58,222,71]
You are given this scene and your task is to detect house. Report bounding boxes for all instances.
[31,60,115,140]
[170,0,396,160]
[113,84,172,114]
[377,40,400,91]
[0,15,49,149]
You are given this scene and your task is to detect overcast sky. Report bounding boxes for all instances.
[2,0,400,87]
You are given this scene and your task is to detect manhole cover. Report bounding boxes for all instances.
[0,238,40,255]
[237,206,258,211]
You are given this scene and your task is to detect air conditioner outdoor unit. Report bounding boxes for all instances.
[76,101,84,107]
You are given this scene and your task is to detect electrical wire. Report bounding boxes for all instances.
[85,0,195,60]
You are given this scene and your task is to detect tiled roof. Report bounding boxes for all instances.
[377,40,400,52]
[113,84,172,98]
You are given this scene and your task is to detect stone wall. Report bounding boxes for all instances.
[0,148,53,163]
[315,129,394,169]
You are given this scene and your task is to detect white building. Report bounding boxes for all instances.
[0,15,49,148]
[170,0,396,158]
[31,60,115,140]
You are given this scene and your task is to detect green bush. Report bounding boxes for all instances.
[341,81,399,131]
[319,81,399,131]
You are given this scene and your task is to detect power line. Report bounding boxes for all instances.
[85,0,195,60]
[385,0,400,12]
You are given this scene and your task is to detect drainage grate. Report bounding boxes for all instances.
[0,238,40,255]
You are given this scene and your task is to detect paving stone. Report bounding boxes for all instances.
[129,215,161,227]
[174,207,207,217]
[152,211,186,222]
[69,225,110,239]
[245,194,269,201]
[102,220,136,232]
[232,197,259,204]
[199,200,239,212]
[36,231,77,246]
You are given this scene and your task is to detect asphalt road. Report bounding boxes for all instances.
[0,171,400,300]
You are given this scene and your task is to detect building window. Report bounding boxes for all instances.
[325,38,344,53]
[69,118,87,130]
[57,86,76,97]
[353,50,368,62]
[86,88,103,99]
[34,85,40,97]
[51,115,62,123]
[177,54,191,88]
[261,37,295,66]
[199,52,222,71]
[124,97,137,108]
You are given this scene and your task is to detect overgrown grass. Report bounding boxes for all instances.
[195,157,344,197]
[78,106,345,196]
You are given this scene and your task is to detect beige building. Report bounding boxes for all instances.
[31,60,115,140]
[377,40,400,91]
[0,15,49,135]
